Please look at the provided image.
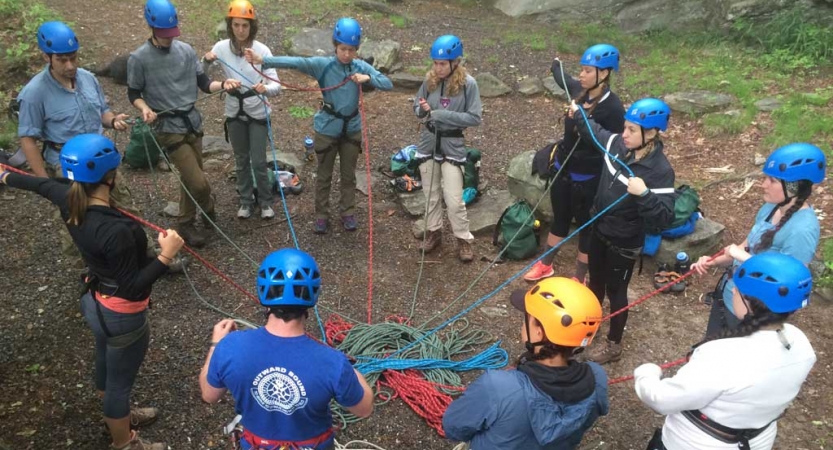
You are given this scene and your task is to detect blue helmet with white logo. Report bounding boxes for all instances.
[333,18,361,46]
[581,44,619,72]
[431,35,463,60]
[257,249,322,308]
[144,0,179,29]
[733,253,812,313]
[60,134,122,183]
[37,21,79,55]
[625,98,671,131]
[763,143,826,184]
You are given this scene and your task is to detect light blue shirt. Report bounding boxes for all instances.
[17,67,109,165]
[261,56,392,138]
[723,203,820,313]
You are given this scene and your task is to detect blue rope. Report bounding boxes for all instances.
[214,56,325,341]
[354,342,508,375]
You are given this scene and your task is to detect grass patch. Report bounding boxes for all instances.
[390,15,407,28]
[768,92,833,149]
[0,0,62,74]
[288,105,315,119]
[702,109,754,137]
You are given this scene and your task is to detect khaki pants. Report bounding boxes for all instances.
[313,132,360,219]
[156,132,215,225]
[419,160,474,242]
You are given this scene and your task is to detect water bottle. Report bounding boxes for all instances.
[675,252,691,274]
[303,136,315,162]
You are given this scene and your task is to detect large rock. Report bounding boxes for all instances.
[507,151,553,222]
[664,91,736,115]
[390,72,424,90]
[755,97,782,111]
[475,73,512,98]
[266,150,305,170]
[542,77,569,102]
[653,216,726,265]
[397,190,426,216]
[287,28,334,56]
[496,0,619,17]
[518,77,544,96]
[355,168,379,196]
[358,40,401,73]
[202,135,232,157]
[467,189,517,236]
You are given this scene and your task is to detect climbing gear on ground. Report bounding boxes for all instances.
[431,35,464,60]
[391,144,418,177]
[462,147,481,202]
[61,134,121,183]
[492,200,539,260]
[733,253,812,313]
[257,248,321,307]
[390,175,422,193]
[38,21,79,54]
[512,277,602,348]
[653,264,686,293]
[269,169,303,195]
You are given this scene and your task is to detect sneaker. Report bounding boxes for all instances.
[582,338,622,365]
[261,206,275,220]
[111,430,164,450]
[524,261,554,281]
[237,205,253,219]
[129,407,159,428]
[341,215,358,232]
[313,218,328,234]
[176,224,207,248]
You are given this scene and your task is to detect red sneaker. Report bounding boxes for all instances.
[524,261,554,281]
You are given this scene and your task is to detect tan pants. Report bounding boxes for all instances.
[156,132,215,225]
[419,160,474,242]
[313,132,361,219]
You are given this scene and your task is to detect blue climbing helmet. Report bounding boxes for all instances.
[431,35,464,60]
[60,134,122,183]
[763,143,827,184]
[333,17,361,46]
[581,44,619,72]
[37,21,79,55]
[733,253,812,313]
[257,248,322,308]
[625,98,671,131]
[144,0,179,29]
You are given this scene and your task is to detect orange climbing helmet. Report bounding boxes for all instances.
[511,277,602,348]
[227,0,255,19]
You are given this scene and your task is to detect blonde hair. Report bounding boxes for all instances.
[425,57,468,98]
[66,171,115,226]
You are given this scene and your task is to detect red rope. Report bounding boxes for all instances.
[378,369,459,437]
[602,249,726,322]
[607,356,689,385]
[250,63,351,92]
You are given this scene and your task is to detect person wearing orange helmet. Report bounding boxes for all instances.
[203,0,281,220]
[443,278,609,449]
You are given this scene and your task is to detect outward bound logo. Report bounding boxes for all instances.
[251,366,308,415]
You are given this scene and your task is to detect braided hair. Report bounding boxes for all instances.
[692,297,791,354]
[753,180,813,254]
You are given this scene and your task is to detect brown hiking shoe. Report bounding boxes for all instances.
[111,431,164,450]
[129,407,159,428]
[458,239,474,263]
[582,338,622,365]
[418,230,442,253]
[177,223,207,248]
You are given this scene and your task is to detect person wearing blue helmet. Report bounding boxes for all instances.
[692,142,826,335]
[413,35,482,262]
[635,253,816,450]
[17,21,138,262]
[568,97,676,364]
[1,134,185,450]
[525,44,625,282]
[245,18,392,234]
[128,0,242,248]
[200,248,374,449]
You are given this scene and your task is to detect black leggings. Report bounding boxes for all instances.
[80,292,150,419]
[587,232,636,343]
[549,174,600,254]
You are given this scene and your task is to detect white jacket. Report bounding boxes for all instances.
[208,39,280,120]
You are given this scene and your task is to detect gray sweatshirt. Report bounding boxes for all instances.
[414,74,482,163]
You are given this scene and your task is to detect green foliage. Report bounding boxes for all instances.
[288,105,315,119]
[389,15,407,28]
[0,0,62,72]
[818,239,833,288]
[767,92,833,148]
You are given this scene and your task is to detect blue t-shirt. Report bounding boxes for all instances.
[17,67,109,165]
[723,203,820,312]
[208,328,365,449]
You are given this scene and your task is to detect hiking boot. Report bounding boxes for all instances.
[177,224,207,248]
[313,218,328,235]
[458,239,474,263]
[524,261,554,281]
[261,206,275,220]
[111,431,164,450]
[237,205,253,219]
[341,215,358,232]
[129,407,159,428]
[418,230,442,253]
[582,338,622,365]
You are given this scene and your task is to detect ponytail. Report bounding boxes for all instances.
[753,180,813,253]
[692,297,790,353]
[66,181,93,226]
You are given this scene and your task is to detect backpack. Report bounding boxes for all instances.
[492,200,539,260]
[391,144,418,177]
[463,147,481,205]
[670,185,701,229]
[123,121,160,169]
[643,185,702,256]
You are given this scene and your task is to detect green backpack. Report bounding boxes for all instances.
[463,147,481,191]
[670,185,701,228]
[123,121,161,169]
[492,200,539,260]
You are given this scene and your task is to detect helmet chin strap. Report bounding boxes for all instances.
[523,313,546,353]
[440,61,458,81]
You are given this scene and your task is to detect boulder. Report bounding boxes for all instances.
[755,97,782,112]
[653,216,725,266]
[202,135,232,157]
[664,91,736,115]
[467,189,517,236]
[266,151,305,170]
[287,28,334,56]
[390,72,424,90]
[397,190,426,216]
[542,77,569,102]
[507,151,553,222]
[518,77,544,96]
[475,73,512,98]
[162,201,180,217]
[358,40,402,73]
[355,168,379,196]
